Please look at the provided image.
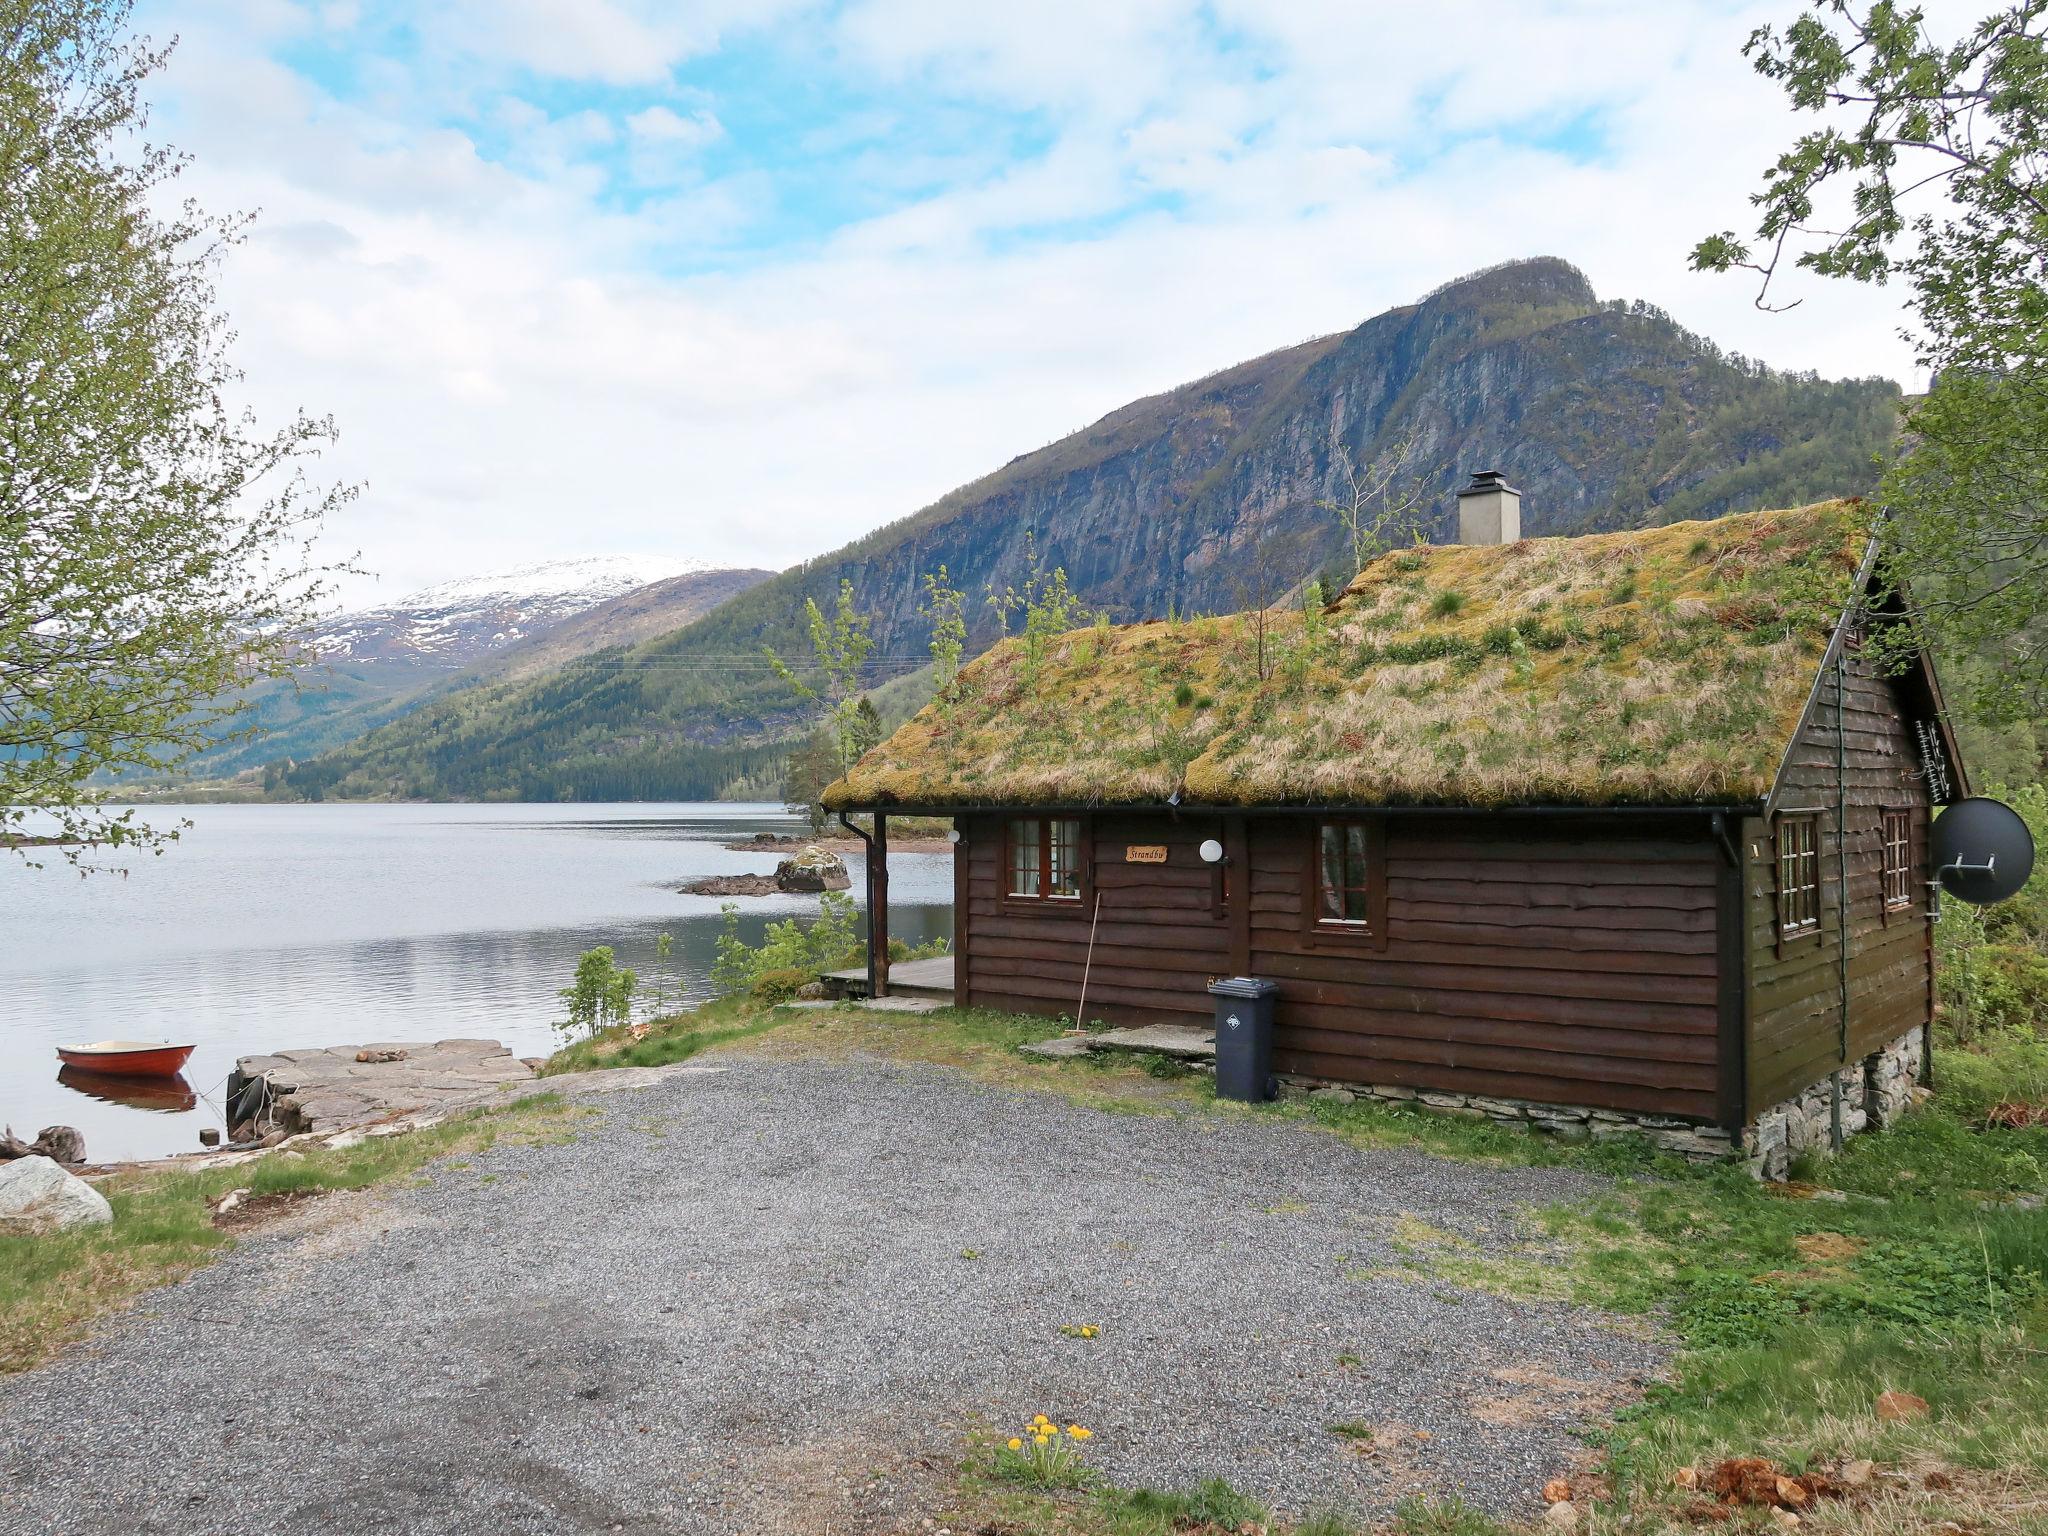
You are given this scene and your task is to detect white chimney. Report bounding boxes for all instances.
[1456,470,1521,545]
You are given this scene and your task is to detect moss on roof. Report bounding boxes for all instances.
[823,501,1872,811]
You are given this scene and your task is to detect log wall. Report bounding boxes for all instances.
[1745,640,1935,1118]
[959,809,1728,1122]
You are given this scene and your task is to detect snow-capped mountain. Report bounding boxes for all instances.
[316,555,713,667]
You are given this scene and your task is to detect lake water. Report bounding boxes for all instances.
[0,803,951,1161]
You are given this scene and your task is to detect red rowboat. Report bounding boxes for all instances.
[55,1041,196,1078]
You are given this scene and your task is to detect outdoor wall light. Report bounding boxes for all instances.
[946,829,962,844]
[1198,838,1224,864]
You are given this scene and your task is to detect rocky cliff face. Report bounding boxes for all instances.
[286,258,1901,803]
[852,257,1893,648]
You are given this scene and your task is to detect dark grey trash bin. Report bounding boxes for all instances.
[1208,976,1279,1102]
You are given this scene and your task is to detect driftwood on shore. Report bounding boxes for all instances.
[1,1125,86,1167]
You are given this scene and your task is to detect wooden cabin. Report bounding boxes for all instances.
[823,493,1966,1172]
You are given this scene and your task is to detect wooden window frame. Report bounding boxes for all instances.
[1301,817,1388,950]
[1002,815,1088,907]
[1880,806,1914,918]
[1774,811,1822,946]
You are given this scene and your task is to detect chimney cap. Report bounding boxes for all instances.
[1459,470,1517,497]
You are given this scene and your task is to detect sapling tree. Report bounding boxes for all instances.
[1693,0,2048,725]
[780,729,839,832]
[1,0,355,866]
[986,533,1092,680]
[558,946,637,1040]
[1318,432,1432,581]
[769,578,876,775]
[920,566,967,694]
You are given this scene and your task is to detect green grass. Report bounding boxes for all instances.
[0,1092,592,1373]
[542,999,789,1074]
[952,1470,1364,1536]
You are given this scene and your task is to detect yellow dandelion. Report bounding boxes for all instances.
[1032,1414,1051,1425]
[1034,1434,1052,1447]
[1067,1425,1091,1439]
[1007,1438,1022,1451]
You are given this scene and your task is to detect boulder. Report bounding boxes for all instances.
[0,1156,113,1235]
[775,845,851,893]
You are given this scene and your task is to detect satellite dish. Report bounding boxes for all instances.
[1931,797,2036,906]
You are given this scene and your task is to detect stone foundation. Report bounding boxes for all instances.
[1277,1023,1927,1180]
[1746,1025,1925,1181]
[1275,1076,1741,1162]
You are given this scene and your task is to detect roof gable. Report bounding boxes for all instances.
[825,501,1874,812]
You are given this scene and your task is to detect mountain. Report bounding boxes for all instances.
[480,565,774,684]
[279,257,1903,804]
[315,554,717,668]
[155,559,773,784]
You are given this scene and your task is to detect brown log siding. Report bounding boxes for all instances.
[1744,639,1934,1118]
[959,810,1726,1122]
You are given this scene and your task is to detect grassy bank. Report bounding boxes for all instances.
[0,1093,591,1374]
[553,1000,2048,1535]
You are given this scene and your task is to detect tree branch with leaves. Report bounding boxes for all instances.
[1692,0,2048,728]
[1,0,356,868]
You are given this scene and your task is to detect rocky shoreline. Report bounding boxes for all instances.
[672,841,853,897]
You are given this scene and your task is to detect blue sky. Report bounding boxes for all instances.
[132,0,1931,609]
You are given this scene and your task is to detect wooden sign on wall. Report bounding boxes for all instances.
[1125,844,1169,864]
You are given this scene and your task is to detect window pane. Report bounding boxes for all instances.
[1318,822,1370,925]
[1008,819,1041,897]
[1049,819,1081,898]
[1882,810,1911,907]
[1778,815,1824,933]
[1345,823,1369,888]
[1318,825,1345,920]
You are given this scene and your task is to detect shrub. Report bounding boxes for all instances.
[748,967,812,1004]
[557,947,636,1041]
[710,891,864,996]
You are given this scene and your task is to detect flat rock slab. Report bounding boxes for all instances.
[855,996,947,1015]
[1019,1035,1095,1059]
[229,1039,535,1137]
[1089,1024,1217,1060]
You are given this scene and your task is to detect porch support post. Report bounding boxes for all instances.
[871,812,891,998]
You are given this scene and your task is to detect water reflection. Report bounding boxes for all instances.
[57,1066,198,1115]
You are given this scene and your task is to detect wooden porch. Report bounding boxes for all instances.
[819,954,955,1003]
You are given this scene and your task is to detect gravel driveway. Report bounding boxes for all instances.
[0,1057,1666,1534]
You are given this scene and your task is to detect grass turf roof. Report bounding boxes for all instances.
[823,500,1873,812]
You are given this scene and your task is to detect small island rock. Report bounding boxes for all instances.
[776,845,851,893]
[0,1155,113,1235]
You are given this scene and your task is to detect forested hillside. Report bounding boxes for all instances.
[281,257,1900,803]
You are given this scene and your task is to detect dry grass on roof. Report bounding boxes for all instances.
[827,612,1267,808]
[824,500,1870,811]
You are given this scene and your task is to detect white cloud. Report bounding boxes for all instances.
[627,104,721,145]
[130,0,1935,611]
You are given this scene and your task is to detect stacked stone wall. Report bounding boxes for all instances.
[1276,1024,1926,1178]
